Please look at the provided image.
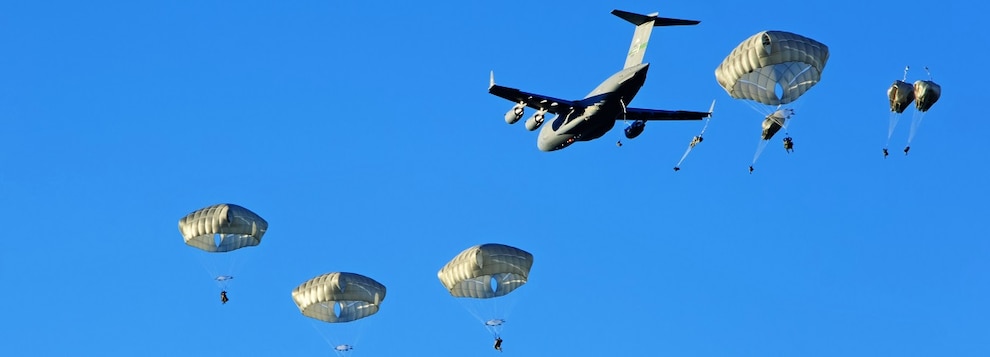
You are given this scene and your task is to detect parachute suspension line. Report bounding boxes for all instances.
[310,321,338,350]
[699,116,712,136]
[352,314,372,354]
[207,250,242,291]
[193,251,223,289]
[743,99,774,117]
[779,102,803,136]
[782,110,793,137]
[887,67,910,151]
[310,320,362,357]
[886,111,901,148]
[457,297,497,332]
[674,145,693,170]
[906,110,926,146]
[674,117,712,170]
[772,105,790,136]
[227,252,246,281]
[906,67,936,150]
[752,138,770,165]
[454,287,519,339]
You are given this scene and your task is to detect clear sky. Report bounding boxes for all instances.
[2,1,988,356]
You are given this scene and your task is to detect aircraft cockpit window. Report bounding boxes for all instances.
[551,114,565,131]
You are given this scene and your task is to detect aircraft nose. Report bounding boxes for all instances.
[537,134,575,152]
[537,139,555,152]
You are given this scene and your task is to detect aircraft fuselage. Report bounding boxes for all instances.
[537,63,650,151]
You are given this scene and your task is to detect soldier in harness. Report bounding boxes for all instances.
[689,135,703,148]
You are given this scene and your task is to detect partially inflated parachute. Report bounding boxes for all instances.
[715,30,829,170]
[903,72,942,154]
[884,67,916,155]
[292,272,386,323]
[887,66,942,156]
[888,80,915,114]
[179,203,268,253]
[913,80,941,112]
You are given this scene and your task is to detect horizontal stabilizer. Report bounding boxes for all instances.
[612,9,700,27]
[614,9,700,69]
[612,9,658,25]
[655,17,701,27]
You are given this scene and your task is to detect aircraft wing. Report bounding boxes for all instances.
[489,72,577,115]
[621,107,711,121]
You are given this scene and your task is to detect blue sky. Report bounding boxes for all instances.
[2,1,988,356]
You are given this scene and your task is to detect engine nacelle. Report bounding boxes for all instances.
[504,103,525,124]
[624,120,646,139]
[524,110,546,131]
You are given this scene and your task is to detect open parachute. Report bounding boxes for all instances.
[178,203,268,296]
[715,30,829,171]
[293,272,386,323]
[438,243,533,340]
[292,272,386,355]
[438,243,533,299]
[179,203,268,253]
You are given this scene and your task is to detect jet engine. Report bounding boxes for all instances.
[504,103,525,124]
[624,120,646,139]
[525,109,547,131]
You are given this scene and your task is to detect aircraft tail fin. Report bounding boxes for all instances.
[612,9,700,69]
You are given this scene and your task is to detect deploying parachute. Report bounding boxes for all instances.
[889,80,915,114]
[904,75,941,155]
[292,272,386,355]
[913,79,941,112]
[438,243,533,345]
[884,67,915,157]
[889,81,915,114]
[886,66,941,156]
[673,101,717,172]
[178,203,268,299]
[715,30,829,170]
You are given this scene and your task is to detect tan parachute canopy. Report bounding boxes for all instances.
[438,243,533,299]
[292,272,386,323]
[888,80,915,114]
[178,203,268,253]
[913,80,941,112]
[715,30,829,106]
